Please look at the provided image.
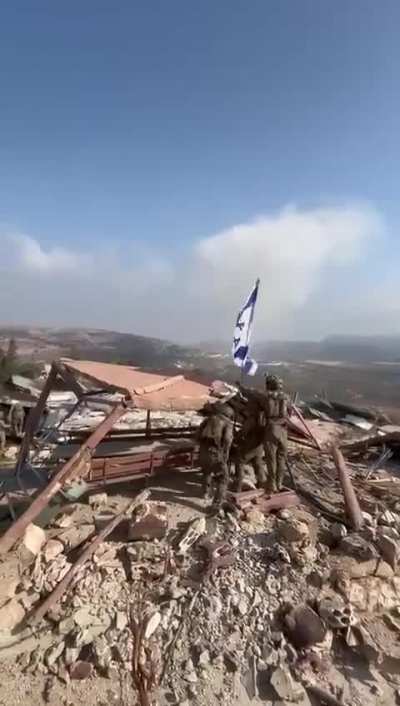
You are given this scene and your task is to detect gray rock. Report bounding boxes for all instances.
[330,523,348,541]
[64,647,82,666]
[198,650,210,667]
[45,641,65,668]
[22,523,46,557]
[43,539,64,563]
[75,616,112,646]
[377,533,399,571]
[284,605,326,648]
[115,611,128,631]
[224,650,241,672]
[270,666,305,701]
[73,607,96,628]
[379,510,399,527]
[58,617,75,635]
[58,524,94,550]
[277,518,310,544]
[238,597,248,616]
[88,492,108,507]
[0,599,25,631]
[0,577,19,607]
[340,534,377,561]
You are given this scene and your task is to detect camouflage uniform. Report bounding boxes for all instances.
[263,377,288,492]
[239,375,288,493]
[0,410,7,454]
[233,415,267,493]
[197,404,234,509]
[9,403,25,438]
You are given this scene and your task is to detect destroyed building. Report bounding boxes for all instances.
[0,359,399,706]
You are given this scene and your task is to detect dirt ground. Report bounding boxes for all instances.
[1,462,400,706]
[0,469,208,706]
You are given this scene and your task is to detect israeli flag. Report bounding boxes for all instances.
[232,278,260,376]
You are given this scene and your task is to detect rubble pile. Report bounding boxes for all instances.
[61,408,203,434]
[1,445,400,706]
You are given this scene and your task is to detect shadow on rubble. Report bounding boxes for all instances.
[110,468,207,514]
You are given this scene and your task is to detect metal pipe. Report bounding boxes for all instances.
[0,403,128,554]
[332,445,364,531]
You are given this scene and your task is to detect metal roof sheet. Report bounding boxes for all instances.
[62,359,212,411]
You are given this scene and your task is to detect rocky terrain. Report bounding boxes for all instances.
[0,440,400,706]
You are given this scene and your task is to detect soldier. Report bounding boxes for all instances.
[197,402,234,511]
[0,409,8,455]
[233,410,267,493]
[239,375,289,493]
[9,403,25,438]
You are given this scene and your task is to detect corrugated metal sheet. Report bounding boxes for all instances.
[62,359,212,411]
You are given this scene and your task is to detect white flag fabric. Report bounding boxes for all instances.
[232,279,259,376]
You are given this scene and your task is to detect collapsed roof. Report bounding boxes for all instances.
[61,359,212,411]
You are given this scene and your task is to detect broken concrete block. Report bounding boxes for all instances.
[17,589,40,610]
[128,504,168,541]
[64,646,82,666]
[73,607,97,628]
[70,660,93,680]
[57,524,94,550]
[340,534,377,561]
[330,523,348,541]
[0,599,25,631]
[45,641,65,668]
[347,576,400,613]
[244,509,266,529]
[144,611,161,639]
[44,539,64,563]
[277,518,309,544]
[377,534,399,572]
[178,517,206,554]
[379,510,399,527]
[283,605,326,649]
[237,597,248,616]
[224,649,241,672]
[53,513,73,529]
[88,493,108,507]
[4,446,18,460]
[22,523,46,556]
[53,503,94,529]
[115,611,128,632]
[198,649,210,667]
[58,617,75,635]
[0,577,19,607]
[270,666,305,702]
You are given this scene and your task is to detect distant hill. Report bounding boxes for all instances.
[253,335,400,363]
[197,335,400,363]
[0,327,399,382]
[0,327,399,414]
[0,327,203,370]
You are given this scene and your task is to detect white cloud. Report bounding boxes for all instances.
[0,203,393,341]
[8,233,88,274]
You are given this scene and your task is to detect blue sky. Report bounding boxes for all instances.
[0,1,398,341]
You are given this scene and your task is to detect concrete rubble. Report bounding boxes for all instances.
[0,400,399,705]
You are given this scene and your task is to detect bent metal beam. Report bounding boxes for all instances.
[0,402,128,554]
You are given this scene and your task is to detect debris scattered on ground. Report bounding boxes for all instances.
[0,367,399,705]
